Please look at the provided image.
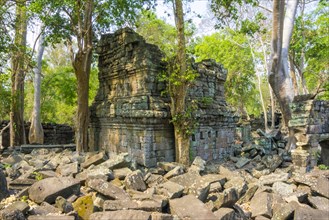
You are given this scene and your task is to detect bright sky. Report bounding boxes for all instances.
[155,0,216,36]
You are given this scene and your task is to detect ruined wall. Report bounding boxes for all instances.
[289,96,329,168]
[189,60,238,160]
[0,121,74,148]
[89,28,237,166]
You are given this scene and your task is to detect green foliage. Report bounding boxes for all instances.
[24,45,99,125]
[170,99,199,137]
[32,171,43,181]
[135,10,196,57]
[318,164,329,170]
[194,30,260,116]
[291,1,329,99]
[0,72,11,120]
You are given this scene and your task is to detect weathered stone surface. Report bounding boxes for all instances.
[156,181,184,199]
[124,170,147,191]
[86,178,130,200]
[76,165,113,183]
[262,155,283,172]
[238,184,258,204]
[214,188,239,209]
[144,173,165,188]
[28,177,80,204]
[0,169,9,200]
[1,201,29,216]
[272,202,294,220]
[89,28,236,166]
[311,177,329,199]
[224,176,247,197]
[235,157,250,169]
[163,166,184,179]
[294,206,329,220]
[259,172,289,185]
[72,195,94,220]
[28,216,75,220]
[169,195,217,219]
[213,207,235,220]
[81,152,107,169]
[188,156,206,173]
[250,192,272,218]
[55,196,73,213]
[272,182,295,197]
[307,196,329,211]
[56,162,78,177]
[151,212,173,220]
[89,210,152,220]
[103,199,138,211]
[113,167,132,180]
[1,209,25,220]
[30,202,60,215]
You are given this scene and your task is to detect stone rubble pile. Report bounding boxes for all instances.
[0,148,328,220]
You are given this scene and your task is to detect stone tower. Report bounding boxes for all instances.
[89,28,237,167]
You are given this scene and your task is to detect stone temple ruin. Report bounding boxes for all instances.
[89,28,237,167]
[289,96,329,169]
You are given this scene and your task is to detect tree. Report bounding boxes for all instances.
[10,0,28,147]
[268,0,298,131]
[31,0,152,152]
[29,28,45,144]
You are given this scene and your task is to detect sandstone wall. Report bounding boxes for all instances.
[89,28,237,167]
[0,121,74,148]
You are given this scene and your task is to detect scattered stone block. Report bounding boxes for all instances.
[1,169,9,200]
[28,216,75,220]
[259,172,289,185]
[156,181,184,199]
[86,178,130,200]
[294,206,329,220]
[124,170,147,191]
[144,173,165,188]
[81,151,107,169]
[272,182,295,197]
[163,166,184,179]
[169,195,217,219]
[213,207,235,220]
[72,195,94,220]
[238,184,258,204]
[235,157,250,169]
[272,202,294,220]
[151,212,173,220]
[113,167,132,180]
[311,177,329,199]
[55,196,74,213]
[56,162,78,177]
[89,210,152,220]
[28,177,80,204]
[214,188,239,209]
[307,196,329,211]
[250,192,272,218]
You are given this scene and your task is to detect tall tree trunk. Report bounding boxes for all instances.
[248,39,269,132]
[259,36,276,130]
[74,57,90,152]
[72,0,93,152]
[29,30,45,144]
[10,0,27,147]
[289,55,299,95]
[269,0,298,150]
[171,0,190,166]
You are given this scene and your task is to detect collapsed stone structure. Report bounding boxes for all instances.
[289,96,329,169]
[89,28,237,167]
[0,121,74,149]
